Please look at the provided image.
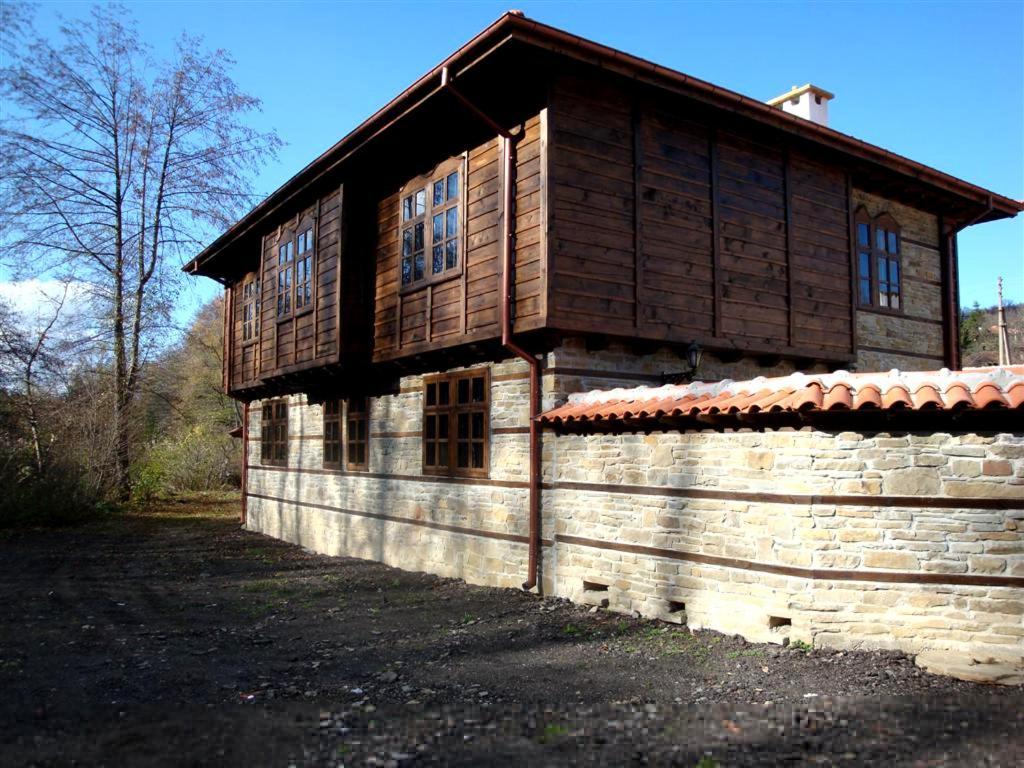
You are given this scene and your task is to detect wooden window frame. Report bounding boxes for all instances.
[855,207,904,315]
[345,397,369,471]
[399,156,465,294]
[422,368,489,478]
[260,398,288,467]
[274,217,316,322]
[240,274,261,346]
[323,398,343,469]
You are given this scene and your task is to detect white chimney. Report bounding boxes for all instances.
[767,83,834,127]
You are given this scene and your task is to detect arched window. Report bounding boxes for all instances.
[400,156,463,289]
[855,208,902,312]
[275,218,316,318]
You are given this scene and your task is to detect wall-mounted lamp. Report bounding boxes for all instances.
[661,342,704,385]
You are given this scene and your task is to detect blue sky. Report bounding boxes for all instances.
[19,0,1024,319]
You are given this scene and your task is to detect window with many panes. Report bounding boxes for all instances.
[241,276,260,343]
[346,397,368,471]
[323,397,369,470]
[855,209,902,312]
[261,399,288,466]
[400,159,462,288]
[276,224,315,318]
[323,399,342,468]
[423,369,488,477]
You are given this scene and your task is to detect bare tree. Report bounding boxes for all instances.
[0,287,69,475]
[0,4,280,497]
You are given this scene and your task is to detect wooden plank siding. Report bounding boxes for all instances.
[225,186,343,392]
[546,72,855,361]
[371,112,546,362]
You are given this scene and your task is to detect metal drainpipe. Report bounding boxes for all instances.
[442,68,543,592]
[241,402,249,525]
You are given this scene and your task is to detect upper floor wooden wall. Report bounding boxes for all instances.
[371,112,545,362]
[546,71,855,361]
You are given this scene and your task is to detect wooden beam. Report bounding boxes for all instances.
[708,126,722,337]
[783,147,795,347]
[632,93,644,331]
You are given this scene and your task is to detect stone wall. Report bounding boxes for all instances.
[245,357,535,590]
[853,189,946,372]
[244,342,1022,661]
[543,428,1023,658]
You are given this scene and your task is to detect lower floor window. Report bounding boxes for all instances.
[423,368,489,477]
[261,399,288,465]
[322,396,369,470]
[346,397,368,470]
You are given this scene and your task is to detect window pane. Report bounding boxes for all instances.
[432,213,443,244]
[457,378,470,404]
[426,443,436,465]
[859,278,871,306]
[878,284,889,308]
[446,239,457,269]
[402,257,412,285]
[447,172,458,200]
[426,415,436,438]
[458,412,469,438]
[876,228,886,251]
[403,196,412,221]
[279,244,287,264]
[446,207,458,238]
[432,245,444,274]
[888,231,898,253]
[414,222,424,251]
[438,440,448,466]
[857,222,869,246]
[438,381,449,406]
[877,256,888,284]
[433,180,444,206]
[472,411,484,438]
[438,415,448,438]
[472,442,483,469]
[889,259,900,288]
[457,442,469,468]
[287,242,293,260]
[859,252,870,278]
[415,189,426,217]
[471,376,484,402]
[426,382,436,406]
[413,252,424,281]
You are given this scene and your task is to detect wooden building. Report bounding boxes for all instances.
[185,13,1022,657]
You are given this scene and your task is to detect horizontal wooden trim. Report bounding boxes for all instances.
[249,492,552,547]
[491,371,531,383]
[900,237,940,252]
[857,308,944,326]
[493,426,530,435]
[557,533,1024,589]
[546,366,664,383]
[371,430,421,438]
[247,463,529,489]
[857,345,945,362]
[543,479,1023,510]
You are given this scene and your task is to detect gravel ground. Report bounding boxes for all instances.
[1,495,1020,767]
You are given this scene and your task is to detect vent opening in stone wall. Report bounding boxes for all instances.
[667,601,686,614]
[582,580,609,593]
[768,616,792,631]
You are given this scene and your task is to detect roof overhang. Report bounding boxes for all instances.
[184,11,1022,279]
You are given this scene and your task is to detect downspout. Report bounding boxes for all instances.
[942,195,994,370]
[441,67,543,592]
[241,402,249,525]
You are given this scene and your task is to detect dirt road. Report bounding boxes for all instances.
[1,497,1020,766]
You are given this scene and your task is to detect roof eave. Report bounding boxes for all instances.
[184,12,1021,279]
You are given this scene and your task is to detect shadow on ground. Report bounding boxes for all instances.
[1,495,1020,766]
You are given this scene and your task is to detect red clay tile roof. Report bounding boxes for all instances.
[540,366,1024,426]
